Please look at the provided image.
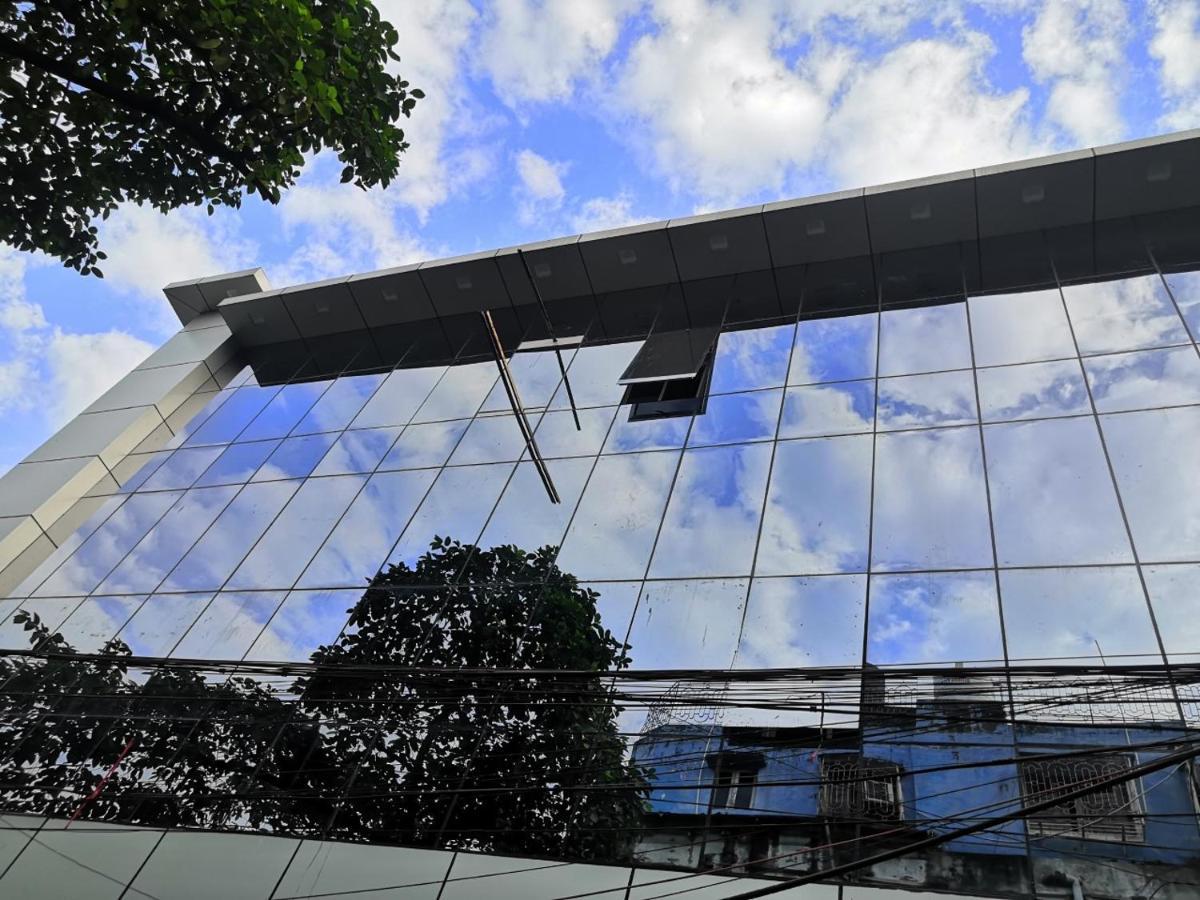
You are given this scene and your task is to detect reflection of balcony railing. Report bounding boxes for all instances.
[1020,755,1145,842]
[819,755,902,821]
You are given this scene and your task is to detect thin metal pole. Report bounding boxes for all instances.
[517,249,581,431]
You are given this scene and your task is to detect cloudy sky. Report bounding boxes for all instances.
[2,0,1199,472]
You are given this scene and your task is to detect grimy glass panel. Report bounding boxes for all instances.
[56,594,146,651]
[878,303,971,376]
[626,579,748,670]
[448,414,536,465]
[170,591,286,660]
[1062,274,1189,355]
[757,434,872,576]
[976,360,1089,422]
[533,406,615,458]
[984,417,1131,566]
[789,312,877,385]
[1083,345,1200,412]
[0,820,160,900]
[875,370,977,430]
[244,589,359,661]
[707,323,793,394]
[867,572,1003,666]
[778,381,874,439]
[736,575,866,668]
[116,592,214,656]
[1163,270,1200,338]
[1144,565,1200,662]
[687,389,781,447]
[478,456,595,553]
[139,445,223,491]
[968,288,1075,366]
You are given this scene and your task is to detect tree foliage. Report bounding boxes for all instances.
[0,539,647,861]
[0,0,422,275]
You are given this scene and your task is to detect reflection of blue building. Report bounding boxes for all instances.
[632,675,1200,899]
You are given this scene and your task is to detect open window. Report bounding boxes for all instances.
[619,327,718,421]
[707,750,764,811]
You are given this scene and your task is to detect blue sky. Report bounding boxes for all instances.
[2,0,1199,473]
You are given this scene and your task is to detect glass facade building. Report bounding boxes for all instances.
[0,132,1199,898]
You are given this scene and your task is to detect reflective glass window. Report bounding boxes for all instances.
[0,597,80,648]
[1163,270,1200,338]
[625,579,747,670]
[1102,406,1200,562]
[9,495,126,598]
[56,595,145,651]
[551,342,641,409]
[709,324,793,394]
[757,435,872,576]
[139,446,223,492]
[789,313,877,385]
[448,415,534,466]
[227,475,365,590]
[868,572,1003,665]
[98,484,241,593]
[170,591,286,660]
[603,408,690,453]
[878,304,971,376]
[183,385,277,445]
[298,469,437,589]
[532,406,615,458]
[238,380,329,442]
[244,589,358,661]
[312,427,402,475]
[479,457,595,553]
[871,428,992,570]
[649,443,772,579]
[778,381,874,439]
[1062,274,1189,355]
[687,389,781,447]
[169,387,235,446]
[976,360,1089,422]
[1143,565,1200,663]
[160,480,300,592]
[194,440,279,487]
[351,365,444,429]
[378,420,469,471]
[875,370,977,430]
[1000,567,1160,664]
[1083,345,1200,413]
[411,361,497,422]
[736,575,865,668]
[292,372,385,435]
[115,450,172,492]
[250,432,339,481]
[116,593,212,656]
[968,288,1075,366]
[557,451,680,581]
[480,348,574,412]
[984,418,1131,566]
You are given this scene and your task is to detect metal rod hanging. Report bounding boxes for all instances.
[517,248,581,431]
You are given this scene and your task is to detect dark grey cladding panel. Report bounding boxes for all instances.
[800,256,878,316]
[1143,206,1200,266]
[976,150,1095,238]
[865,170,977,253]
[281,277,366,338]
[578,220,678,293]
[763,188,869,265]
[198,268,271,308]
[496,236,591,304]
[667,206,770,280]
[977,231,1057,293]
[418,250,511,316]
[163,280,206,321]
[1095,130,1200,219]
[682,271,782,327]
[348,264,437,326]
[218,289,301,346]
[878,243,974,306]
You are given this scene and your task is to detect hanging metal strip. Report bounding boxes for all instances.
[517,248,582,431]
[481,309,560,504]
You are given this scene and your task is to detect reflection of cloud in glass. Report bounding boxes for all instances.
[141,446,223,491]
[876,371,977,430]
[871,427,991,571]
[984,417,1131,566]
[184,386,277,446]
[1163,271,1200,338]
[1062,274,1188,355]
[709,325,792,394]
[1102,406,1200,563]
[968,289,1075,366]
[603,409,689,453]
[481,348,573,412]
[0,597,80,648]
[533,407,616,458]
[117,593,214,656]
[250,433,338,481]
[244,590,360,661]
[551,343,640,410]
[195,440,279,487]
[1143,565,1200,662]
[447,415,535,466]
[377,420,469,471]
[57,595,145,652]
[868,572,1002,665]
[1000,567,1160,663]
[626,579,747,670]
[557,451,679,581]
[1083,346,1200,413]
[293,373,385,435]
[350,366,444,429]
[649,443,771,578]
[170,591,285,660]
[687,390,780,447]
[736,575,865,668]
[479,457,594,554]
[411,362,497,423]
[878,304,971,376]
[757,435,871,576]
[313,427,402,475]
[240,380,329,441]
[778,381,873,439]
[11,495,127,597]
[789,314,876,385]
[976,360,1088,422]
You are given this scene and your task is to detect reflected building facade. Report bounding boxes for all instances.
[0,132,1200,898]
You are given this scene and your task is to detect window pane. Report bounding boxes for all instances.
[1000,567,1160,664]
[0,597,79,649]
[1163,270,1200,338]
[292,372,385,435]
[171,591,286,660]
[1102,406,1200,562]
[789,313,877,385]
[183,385,277,445]
[872,428,991,570]
[1083,345,1200,413]
[551,343,641,409]
[244,589,358,661]
[977,360,1089,422]
[757,435,872,576]
[479,457,595,553]
[557,451,679,580]
[227,475,366,590]
[1062,274,1189,355]
[194,440,279,487]
[140,446,223,492]
[778,381,874,439]
[411,361,496,423]
[876,370,977,430]
[868,572,1003,665]
[56,595,145,652]
[984,418,1131,566]
[687,390,781,447]
[968,288,1075,366]
[378,420,469,471]
[649,444,771,579]
[532,406,615,458]
[238,380,329,442]
[1143,565,1200,663]
[250,432,339,481]
[709,324,793,394]
[8,496,126,598]
[878,304,971,376]
[625,579,747,670]
[116,593,212,656]
[350,365,444,429]
[480,348,573,411]
[736,575,865,668]
[312,427,402,475]
[447,415,533,466]
[603,408,690,453]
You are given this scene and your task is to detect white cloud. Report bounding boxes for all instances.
[515,149,567,201]
[44,329,153,424]
[569,193,653,233]
[1150,0,1200,130]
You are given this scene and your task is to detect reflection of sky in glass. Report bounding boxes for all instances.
[789,314,876,385]
[1163,270,1200,338]
[410,362,496,423]
[350,366,444,429]
[1144,565,1200,662]
[1061,275,1189,355]
[239,380,329,441]
[687,390,780,447]
[603,408,690,453]
[708,325,792,394]
[171,592,285,660]
[479,457,594,554]
[736,576,864,668]
[532,406,615,458]
[292,372,385,435]
[184,386,277,446]
[378,420,469,471]
[244,590,359,661]
[778,381,873,439]
[551,343,641,409]
[976,360,1089,422]
[626,579,747,670]
[868,572,1002,666]
[12,495,127,597]
[984,418,1131,566]
[57,595,145,652]
[757,435,871,576]
[480,349,573,412]
[968,289,1075,366]
[447,415,534,466]
[0,597,81,648]
[312,427,403,475]
[194,440,279,487]
[140,446,223,492]
[876,370,977,430]
[1083,345,1200,412]
[117,593,214,656]
[878,304,971,376]
[250,432,339,481]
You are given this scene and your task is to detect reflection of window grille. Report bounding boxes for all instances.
[819,756,902,821]
[713,768,756,810]
[1019,755,1144,842]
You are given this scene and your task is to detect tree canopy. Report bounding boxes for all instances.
[0,538,647,861]
[0,0,422,275]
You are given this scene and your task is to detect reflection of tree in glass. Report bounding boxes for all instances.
[0,539,647,861]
